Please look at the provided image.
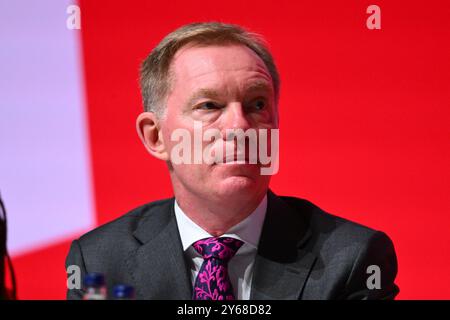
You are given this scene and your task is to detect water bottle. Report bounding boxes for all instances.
[113,284,135,300]
[83,272,107,300]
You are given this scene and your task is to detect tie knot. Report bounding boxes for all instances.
[192,237,244,261]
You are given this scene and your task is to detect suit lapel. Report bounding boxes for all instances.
[251,190,317,300]
[125,191,317,300]
[127,199,192,299]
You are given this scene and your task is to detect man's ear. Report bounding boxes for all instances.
[136,112,169,161]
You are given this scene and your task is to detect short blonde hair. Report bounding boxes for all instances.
[139,22,280,116]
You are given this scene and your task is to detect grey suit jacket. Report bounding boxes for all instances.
[66,190,399,300]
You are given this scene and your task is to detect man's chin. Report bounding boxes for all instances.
[212,174,268,199]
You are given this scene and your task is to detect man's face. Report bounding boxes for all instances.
[160,44,278,200]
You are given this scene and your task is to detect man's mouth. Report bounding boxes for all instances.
[221,153,258,164]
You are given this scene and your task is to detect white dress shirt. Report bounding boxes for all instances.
[174,195,267,300]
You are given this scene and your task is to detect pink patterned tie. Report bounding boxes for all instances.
[192,237,244,300]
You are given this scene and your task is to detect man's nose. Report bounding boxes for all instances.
[221,102,251,138]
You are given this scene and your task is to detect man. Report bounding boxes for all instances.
[66,22,399,300]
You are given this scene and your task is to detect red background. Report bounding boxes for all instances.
[11,0,450,299]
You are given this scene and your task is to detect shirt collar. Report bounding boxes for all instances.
[174,194,267,251]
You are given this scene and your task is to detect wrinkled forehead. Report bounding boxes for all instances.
[169,44,273,87]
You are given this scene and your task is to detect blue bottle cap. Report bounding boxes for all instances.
[83,272,105,288]
[113,284,135,299]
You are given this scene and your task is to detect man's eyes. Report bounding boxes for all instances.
[249,98,266,111]
[196,101,223,110]
[194,98,268,111]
